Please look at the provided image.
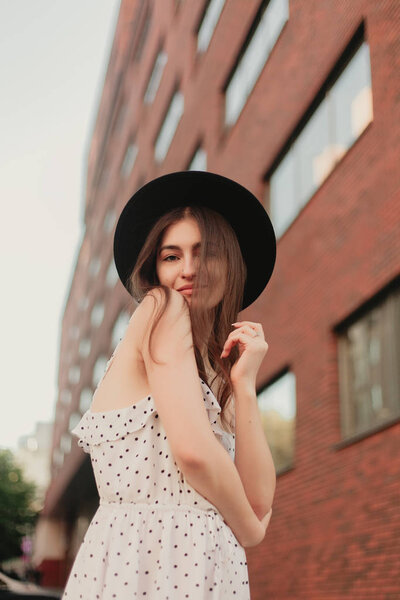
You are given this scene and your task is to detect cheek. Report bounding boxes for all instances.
[156,261,174,283]
[209,260,227,284]
[156,261,164,282]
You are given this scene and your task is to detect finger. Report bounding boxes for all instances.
[223,329,256,351]
[239,325,261,338]
[229,324,264,341]
[228,325,258,339]
[231,328,263,346]
[221,331,257,357]
[233,321,264,335]
[221,333,241,357]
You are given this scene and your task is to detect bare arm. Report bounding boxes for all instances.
[132,288,263,547]
[232,381,276,519]
[180,436,264,547]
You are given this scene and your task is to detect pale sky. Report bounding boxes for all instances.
[0,0,121,449]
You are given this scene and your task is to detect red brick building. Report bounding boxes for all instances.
[38,1,400,597]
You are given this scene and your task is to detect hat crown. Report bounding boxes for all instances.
[113,171,276,310]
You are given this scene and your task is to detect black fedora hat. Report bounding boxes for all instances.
[113,170,276,311]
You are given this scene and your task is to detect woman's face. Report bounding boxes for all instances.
[156,216,225,308]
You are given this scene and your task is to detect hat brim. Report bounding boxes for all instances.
[113,171,276,311]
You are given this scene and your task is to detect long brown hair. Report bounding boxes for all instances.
[128,204,247,434]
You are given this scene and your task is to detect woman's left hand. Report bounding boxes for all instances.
[220,321,269,388]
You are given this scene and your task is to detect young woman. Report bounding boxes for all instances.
[63,171,277,599]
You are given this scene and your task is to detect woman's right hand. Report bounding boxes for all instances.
[241,508,273,548]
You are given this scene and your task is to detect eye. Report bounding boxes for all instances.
[163,255,178,262]
[205,249,218,259]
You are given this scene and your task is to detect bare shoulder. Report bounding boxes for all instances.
[129,287,188,328]
[127,287,191,362]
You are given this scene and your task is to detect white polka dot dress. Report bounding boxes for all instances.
[62,345,250,599]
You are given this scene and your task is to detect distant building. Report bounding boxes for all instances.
[38,1,400,596]
[15,422,53,509]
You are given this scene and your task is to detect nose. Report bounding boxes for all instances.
[181,253,198,279]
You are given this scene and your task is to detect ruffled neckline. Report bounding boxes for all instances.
[71,377,231,454]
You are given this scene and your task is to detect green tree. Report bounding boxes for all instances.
[0,449,39,563]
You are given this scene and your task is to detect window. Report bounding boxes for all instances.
[337,285,400,439]
[68,365,80,385]
[154,90,184,163]
[26,437,38,452]
[268,40,373,238]
[225,0,289,126]
[103,209,116,233]
[106,258,119,288]
[69,412,81,431]
[78,296,89,311]
[121,143,138,178]
[188,146,207,171]
[89,256,101,278]
[60,433,72,454]
[79,387,93,413]
[144,50,167,104]
[257,371,296,473]
[93,355,109,388]
[197,0,225,53]
[60,390,72,406]
[53,447,64,468]
[91,301,105,327]
[78,338,91,358]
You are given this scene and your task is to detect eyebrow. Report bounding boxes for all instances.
[159,242,201,254]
